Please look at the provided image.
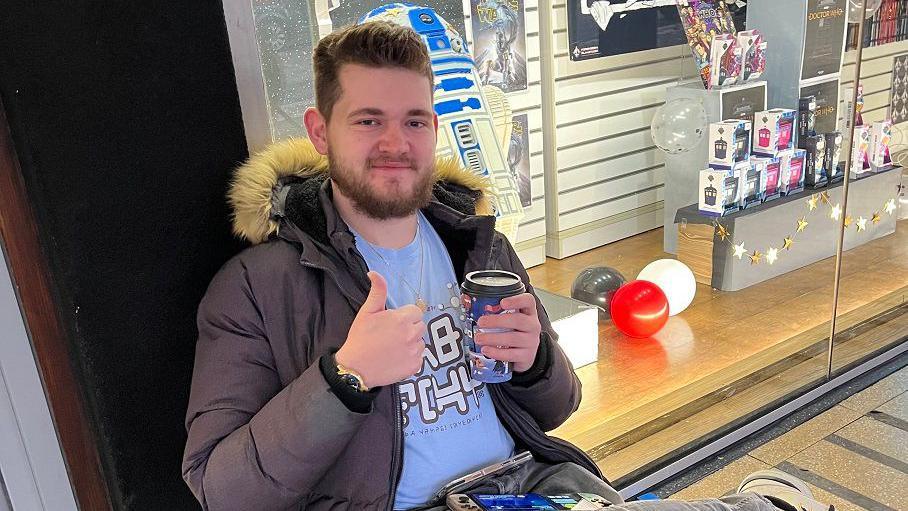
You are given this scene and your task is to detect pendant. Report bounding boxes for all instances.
[415,297,427,313]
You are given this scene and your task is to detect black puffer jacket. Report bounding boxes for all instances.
[182,139,601,510]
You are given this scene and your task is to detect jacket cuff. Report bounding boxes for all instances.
[318,353,377,414]
[509,332,551,387]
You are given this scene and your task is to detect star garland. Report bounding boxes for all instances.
[714,191,900,267]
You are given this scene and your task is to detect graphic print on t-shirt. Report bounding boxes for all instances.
[399,311,485,430]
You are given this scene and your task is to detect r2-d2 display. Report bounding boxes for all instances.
[359,4,524,239]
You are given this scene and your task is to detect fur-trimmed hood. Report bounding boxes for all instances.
[228,138,494,245]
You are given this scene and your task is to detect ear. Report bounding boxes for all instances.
[433,113,439,132]
[303,107,329,155]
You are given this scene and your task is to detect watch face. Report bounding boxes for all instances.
[339,372,364,392]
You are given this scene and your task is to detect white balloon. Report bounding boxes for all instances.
[637,259,697,316]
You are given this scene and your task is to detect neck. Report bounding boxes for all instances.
[332,183,418,249]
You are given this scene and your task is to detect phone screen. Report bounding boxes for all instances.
[471,493,564,510]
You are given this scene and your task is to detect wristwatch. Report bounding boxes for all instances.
[335,359,370,393]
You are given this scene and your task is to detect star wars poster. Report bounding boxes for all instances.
[567,0,746,61]
[509,113,532,207]
[889,54,908,124]
[470,0,528,93]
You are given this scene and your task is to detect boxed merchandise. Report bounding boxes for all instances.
[709,34,742,89]
[850,124,871,176]
[753,109,797,156]
[699,167,741,216]
[802,135,827,188]
[779,149,806,196]
[736,29,766,82]
[753,155,781,202]
[709,119,751,168]
[798,96,817,141]
[824,132,844,182]
[869,120,892,169]
[739,160,765,209]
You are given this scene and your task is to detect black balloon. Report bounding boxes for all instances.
[571,266,627,319]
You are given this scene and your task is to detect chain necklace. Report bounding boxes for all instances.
[361,219,427,312]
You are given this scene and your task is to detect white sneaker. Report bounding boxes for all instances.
[737,469,834,511]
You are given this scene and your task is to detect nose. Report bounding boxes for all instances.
[378,124,407,155]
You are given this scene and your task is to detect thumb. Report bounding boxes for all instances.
[361,271,388,313]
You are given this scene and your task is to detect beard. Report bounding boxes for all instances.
[328,150,435,220]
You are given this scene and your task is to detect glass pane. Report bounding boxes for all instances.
[251,0,316,140]
[829,103,907,376]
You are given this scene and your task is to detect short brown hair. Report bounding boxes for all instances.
[313,21,434,121]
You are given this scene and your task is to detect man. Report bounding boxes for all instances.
[182,21,832,511]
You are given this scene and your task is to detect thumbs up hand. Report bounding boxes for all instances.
[334,272,426,389]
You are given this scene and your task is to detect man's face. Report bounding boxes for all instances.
[307,63,438,219]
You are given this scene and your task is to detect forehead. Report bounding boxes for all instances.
[335,64,434,112]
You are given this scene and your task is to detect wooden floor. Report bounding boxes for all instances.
[669,364,908,511]
[527,219,908,483]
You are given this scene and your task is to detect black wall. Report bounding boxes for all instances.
[0,2,249,509]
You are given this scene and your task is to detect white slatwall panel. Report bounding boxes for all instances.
[464,0,547,266]
[841,41,908,124]
[544,0,698,258]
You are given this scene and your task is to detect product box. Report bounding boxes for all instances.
[709,119,751,168]
[699,167,741,216]
[850,124,871,176]
[779,149,806,196]
[798,96,817,141]
[753,156,781,202]
[739,160,765,209]
[753,109,797,156]
[737,29,766,82]
[869,120,892,169]
[709,33,742,89]
[802,135,827,188]
[824,131,844,182]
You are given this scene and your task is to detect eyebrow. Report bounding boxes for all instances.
[347,108,434,119]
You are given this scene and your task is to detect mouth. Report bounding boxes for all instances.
[370,161,414,174]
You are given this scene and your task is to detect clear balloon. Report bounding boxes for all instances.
[847,0,882,23]
[637,259,697,316]
[650,99,708,155]
[571,266,627,319]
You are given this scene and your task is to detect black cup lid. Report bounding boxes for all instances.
[461,270,525,297]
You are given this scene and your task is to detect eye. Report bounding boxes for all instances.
[356,119,379,126]
[409,120,429,128]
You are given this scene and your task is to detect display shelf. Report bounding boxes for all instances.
[674,166,902,291]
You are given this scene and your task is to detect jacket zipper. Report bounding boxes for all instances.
[386,382,404,511]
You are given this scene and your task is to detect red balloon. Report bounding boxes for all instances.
[609,280,670,338]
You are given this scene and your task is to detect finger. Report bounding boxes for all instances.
[394,304,425,323]
[409,322,427,343]
[477,312,540,332]
[474,331,536,349]
[361,271,388,313]
[479,345,533,364]
[499,293,538,315]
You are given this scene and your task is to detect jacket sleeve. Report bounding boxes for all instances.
[182,256,368,511]
[494,235,582,432]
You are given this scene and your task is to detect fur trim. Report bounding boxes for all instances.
[229,138,492,244]
[229,138,328,244]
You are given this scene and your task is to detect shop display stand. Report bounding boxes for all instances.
[662,80,768,254]
[674,166,902,292]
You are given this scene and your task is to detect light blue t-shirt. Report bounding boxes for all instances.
[351,212,515,510]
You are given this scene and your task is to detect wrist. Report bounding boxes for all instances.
[333,351,371,391]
